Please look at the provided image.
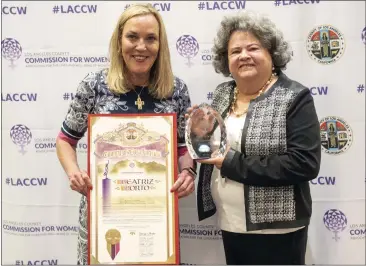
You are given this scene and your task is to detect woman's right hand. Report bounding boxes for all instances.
[185,104,216,137]
[185,104,200,120]
[68,170,93,196]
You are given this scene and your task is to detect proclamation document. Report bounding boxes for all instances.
[87,114,179,265]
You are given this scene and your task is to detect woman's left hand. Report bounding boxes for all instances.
[197,145,231,169]
[170,169,195,198]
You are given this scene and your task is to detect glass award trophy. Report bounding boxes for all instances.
[185,103,227,160]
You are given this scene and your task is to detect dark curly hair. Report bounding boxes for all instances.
[212,11,292,76]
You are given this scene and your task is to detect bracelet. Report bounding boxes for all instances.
[181,167,197,177]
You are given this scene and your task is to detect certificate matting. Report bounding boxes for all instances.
[87,113,179,265]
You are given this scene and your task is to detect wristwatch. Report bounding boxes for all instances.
[181,167,197,178]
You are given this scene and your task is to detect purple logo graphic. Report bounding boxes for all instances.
[323,209,347,241]
[176,35,199,66]
[1,38,22,68]
[362,27,366,45]
[102,160,111,209]
[10,124,32,155]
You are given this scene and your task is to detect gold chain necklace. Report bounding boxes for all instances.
[134,86,145,110]
[230,74,275,117]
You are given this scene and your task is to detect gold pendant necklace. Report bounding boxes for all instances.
[231,73,275,117]
[134,87,145,110]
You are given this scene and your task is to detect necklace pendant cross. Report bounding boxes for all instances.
[135,96,144,110]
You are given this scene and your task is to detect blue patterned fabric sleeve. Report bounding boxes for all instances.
[173,77,192,147]
[61,72,98,141]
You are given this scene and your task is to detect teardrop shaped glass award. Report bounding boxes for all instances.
[185,103,227,160]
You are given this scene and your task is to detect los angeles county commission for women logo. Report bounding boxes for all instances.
[319,116,352,155]
[1,37,109,69]
[307,25,345,64]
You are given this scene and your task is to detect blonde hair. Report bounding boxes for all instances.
[107,3,174,99]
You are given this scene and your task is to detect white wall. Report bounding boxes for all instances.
[1,1,365,264]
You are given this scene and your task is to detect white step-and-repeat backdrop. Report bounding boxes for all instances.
[2,1,365,265]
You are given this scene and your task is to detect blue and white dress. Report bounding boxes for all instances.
[59,68,192,264]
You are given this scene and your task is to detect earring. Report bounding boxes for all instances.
[272,65,277,76]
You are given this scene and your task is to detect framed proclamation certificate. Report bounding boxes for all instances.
[87,113,179,265]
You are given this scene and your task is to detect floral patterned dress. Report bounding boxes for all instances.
[60,69,191,264]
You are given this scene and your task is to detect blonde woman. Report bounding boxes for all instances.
[56,4,195,264]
